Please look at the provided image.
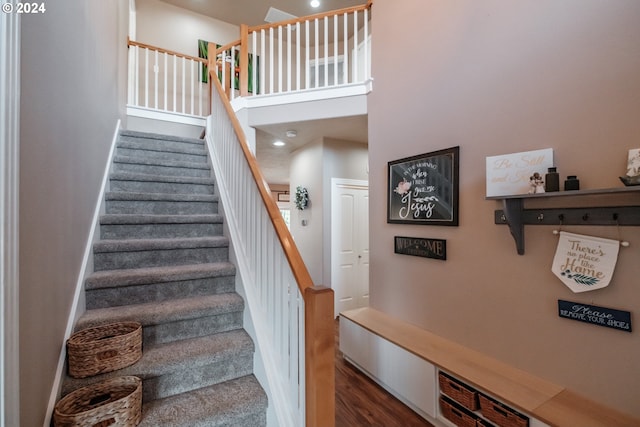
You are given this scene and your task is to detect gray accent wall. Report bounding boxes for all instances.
[369,0,640,417]
[19,1,128,425]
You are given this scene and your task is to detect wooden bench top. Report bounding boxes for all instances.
[341,307,640,427]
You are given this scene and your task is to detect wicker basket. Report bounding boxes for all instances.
[440,396,477,427]
[439,371,479,411]
[479,394,529,427]
[54,376,142,427]
[67,322,142,378]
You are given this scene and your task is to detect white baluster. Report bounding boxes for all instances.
[296,22,301,91]
[154,49,158,109]
[353,10,359,83]
[190,59,195,114]
[269,27,274,94]
[231,48,236,100]
[343,13,348,85]
[334,14,338,86]
[252,31,257,95]
[278,25,283,93]
[181,56,186,114]
[164,52,168,111]
[324,16,329,87]
[287,24,292,92]
[305,20,310,90]
[261,29,266,96]
[364,7,369,80]
[144,48,149,107]
[134,45,139,106]
[314,18,319,88]
[173,55,177,112]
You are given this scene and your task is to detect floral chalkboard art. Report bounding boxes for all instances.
[394,179,411,195]
[387,147,459,225]
[295,186,309,210]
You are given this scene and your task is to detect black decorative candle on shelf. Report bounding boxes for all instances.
[564,175,580,191]
[545,167,559,192]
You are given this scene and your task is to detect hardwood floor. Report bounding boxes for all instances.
[335,318,435,427]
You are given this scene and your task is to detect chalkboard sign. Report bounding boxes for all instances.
[558,300,632,333]
[394,236,447,260]
[387,146,459,225]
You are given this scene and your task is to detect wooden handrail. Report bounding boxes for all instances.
[248,3,372,33]
[207,56,315,292]
[214,39,241,55]
[127,38,206,64]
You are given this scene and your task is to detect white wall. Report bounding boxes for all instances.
[289,139,324,283]
[19,1,128,425]
[136,0,239,57]
[289,137,368,286]
[369,0,640,417]
[322,138,368,286]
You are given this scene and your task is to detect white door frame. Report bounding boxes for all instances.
[1,5,21,427]
[330,178,368,318]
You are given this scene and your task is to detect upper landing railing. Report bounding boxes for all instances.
[213,1,372,101]
[127,39,209,121]
[126,2,372,119]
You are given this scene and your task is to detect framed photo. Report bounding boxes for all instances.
[387,146,459,225]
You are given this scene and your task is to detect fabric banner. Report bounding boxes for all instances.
[551,231,620,293]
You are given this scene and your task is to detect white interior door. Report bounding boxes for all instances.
[331,178,369,318]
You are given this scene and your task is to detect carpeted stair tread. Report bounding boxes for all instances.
[118,139,207,154]
[63,129,268,424]
[62,329,255,394]
[105,191,218,202]
[138,375,267,427]
[100,214,223,225]
[110,171,215,185]
[114,154,211,170]
[76,293,244,331]
[86,262,236,290]
[120,129,205,145]
[93,236,228,253]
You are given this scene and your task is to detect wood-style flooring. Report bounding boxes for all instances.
[335,318,435,427]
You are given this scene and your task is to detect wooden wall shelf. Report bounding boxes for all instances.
[487,186,640,255]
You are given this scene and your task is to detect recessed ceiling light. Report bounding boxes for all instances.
[310,0,320,8]
[285,130,297,138]
[273,140,286,147]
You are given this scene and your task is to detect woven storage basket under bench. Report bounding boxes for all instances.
[54,375,142,427]
[67,322,142,378]
[479,393,529,427]
[440,395,478,427]
[439,371,479,411]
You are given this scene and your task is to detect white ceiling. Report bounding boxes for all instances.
[157,0,369,185]
[256,115,368,185]
[157,0,365,27]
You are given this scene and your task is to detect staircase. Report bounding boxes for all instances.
[61,130,268,426]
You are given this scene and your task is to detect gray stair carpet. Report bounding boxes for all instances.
[62,130,267,426]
